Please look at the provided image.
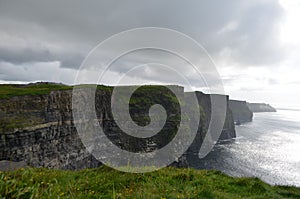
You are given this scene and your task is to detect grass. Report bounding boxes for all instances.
[1,166,300,198]
[0,82,116,100]
[0,115,41,132]
[0,83,72,99]
[0,83,180,100]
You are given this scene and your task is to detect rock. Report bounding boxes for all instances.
[0,160,27,171]
[229,100,253,124]
[185,92,236,158]
[247,103,276,112]
[0,84,236,170]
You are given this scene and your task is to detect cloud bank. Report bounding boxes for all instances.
[1,0,299,106]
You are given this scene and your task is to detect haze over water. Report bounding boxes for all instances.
[189,109,300,187]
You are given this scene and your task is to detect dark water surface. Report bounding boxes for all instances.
[188,109,300,187]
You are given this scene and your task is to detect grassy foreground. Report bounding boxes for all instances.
[1,166,300,199]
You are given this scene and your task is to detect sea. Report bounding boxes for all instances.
[189,109,300,187]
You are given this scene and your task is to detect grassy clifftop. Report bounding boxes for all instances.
[0,83,182,133]
[1,166,300,198]
[0,83,72,100]
[0,83,116,100]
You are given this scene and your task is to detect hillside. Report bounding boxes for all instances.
[1,166,300,198]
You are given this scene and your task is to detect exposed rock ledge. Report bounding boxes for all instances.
[0,160,27,171]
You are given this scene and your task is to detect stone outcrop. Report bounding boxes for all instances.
[0,90,102,170]
[229,100,253,124]
[0,84,236,170]
[0,160,27,171]
[186,92,235,153]
[247,103,276,112]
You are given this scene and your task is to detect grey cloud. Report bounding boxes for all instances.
[0,0,286,83]
[0,61,76,83]
[208,1,285,66]
[231,1,285,65]
[0,47,84,68]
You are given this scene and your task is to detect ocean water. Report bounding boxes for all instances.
[189,109,300,187]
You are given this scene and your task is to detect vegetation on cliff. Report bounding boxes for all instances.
[0,83,72,100]
[1,166,300,199]
[0,82,117,100]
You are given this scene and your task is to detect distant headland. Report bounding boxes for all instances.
[247,103,277,112]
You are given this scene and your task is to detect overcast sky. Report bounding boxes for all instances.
[0,0,300,108]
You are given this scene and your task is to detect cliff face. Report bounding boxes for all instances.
[247,103,276,112]
[0,85,236,169]
[229,100,253,123]
[186,92,235,153]
[0,90,101,170]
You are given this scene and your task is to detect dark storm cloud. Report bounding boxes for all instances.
[0,0,285,82]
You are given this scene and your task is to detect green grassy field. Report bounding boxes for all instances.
[0,83,179,100]
[1,166,300,199]
[0,83,116,100]
[0,83,72,99]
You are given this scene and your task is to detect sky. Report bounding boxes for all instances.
[0,0,300,108]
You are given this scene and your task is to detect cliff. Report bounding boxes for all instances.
[247,103,276,112]
[0,83,235,170]
[229,100,253,123]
